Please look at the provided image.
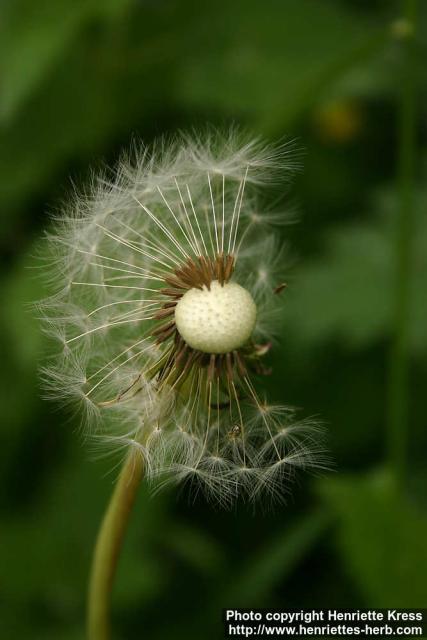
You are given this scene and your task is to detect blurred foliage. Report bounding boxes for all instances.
[284,186,427,352]
[1,0,426,639]
[320,471,427,608]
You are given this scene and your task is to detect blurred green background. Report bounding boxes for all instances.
[1,0,426,638]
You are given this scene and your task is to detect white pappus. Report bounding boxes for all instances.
[38,129,328,506]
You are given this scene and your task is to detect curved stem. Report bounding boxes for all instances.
[87,452,144,640]
[387,0,418,489]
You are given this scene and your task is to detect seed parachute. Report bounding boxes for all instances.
[39,130,328,505]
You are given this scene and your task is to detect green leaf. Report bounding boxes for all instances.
[283,188,427,353]
[319,470,427,607]
[0,0,132,122]
[175,0,384,130]
[0,0,385,222]
[0,2,175,219]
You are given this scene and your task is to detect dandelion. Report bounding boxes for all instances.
[38,130,327,639]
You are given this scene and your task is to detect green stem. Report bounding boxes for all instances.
[87,452,144,640]
[387,0,418,489]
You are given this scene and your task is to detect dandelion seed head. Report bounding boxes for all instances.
[38,128,326,505]
[174,280,256,354]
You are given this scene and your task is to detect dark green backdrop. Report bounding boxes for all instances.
[1,1,426,638]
